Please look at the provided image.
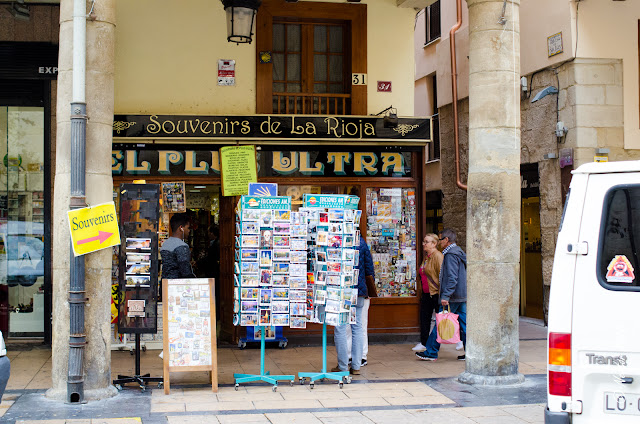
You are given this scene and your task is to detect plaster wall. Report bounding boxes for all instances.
[114,0,416,117]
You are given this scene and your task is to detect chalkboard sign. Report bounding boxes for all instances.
[162,278,217,394]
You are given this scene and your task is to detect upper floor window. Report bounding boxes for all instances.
[425,0,441,45]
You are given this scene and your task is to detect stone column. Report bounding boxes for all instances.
[47,0,117,401]
[459,0,524,385]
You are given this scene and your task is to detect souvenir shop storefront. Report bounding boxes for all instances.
[112,114,431,343]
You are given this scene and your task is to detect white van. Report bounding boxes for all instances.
[546,161,640,423]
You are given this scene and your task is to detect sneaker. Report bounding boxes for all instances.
[457,354,466,361]
[361,358,368,366]
[350,368,361,375]
[331,365,343,372]
[415,351,437,361]
[456,341,464,351]
[412,343,427,352]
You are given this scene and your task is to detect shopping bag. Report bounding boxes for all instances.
[435,306,461,344]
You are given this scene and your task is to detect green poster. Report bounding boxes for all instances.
[220,145,257,196]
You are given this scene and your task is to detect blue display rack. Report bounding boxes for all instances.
[298,322,351,389]
[234,325,295,391]
[238,326,288,349]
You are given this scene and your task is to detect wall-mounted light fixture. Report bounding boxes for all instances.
[543,152,558,160]
[221,0,261,44]
[6,0,30,21]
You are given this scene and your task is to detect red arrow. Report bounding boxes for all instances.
[77,231,113,245]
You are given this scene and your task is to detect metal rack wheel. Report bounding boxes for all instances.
[339,382,344,389]
[310,382,315,389]
[289,380,294,386]
[157,382,163,389]
[115,384,123,391]
[343,376,352,384]
[238,341,246,349]
[234,383,239,391]
[272,385,278,392]
[299,378,304,385]
[278,341,287,349]
[142,345,147,352]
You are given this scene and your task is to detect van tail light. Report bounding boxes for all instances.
[548,332,572,397]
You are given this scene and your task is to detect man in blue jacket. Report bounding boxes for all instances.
[332,236,375,375]
[416,228,467,361]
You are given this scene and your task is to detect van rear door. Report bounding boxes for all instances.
[572,174,640,423]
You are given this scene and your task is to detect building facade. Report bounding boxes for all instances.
[415,0,640,321]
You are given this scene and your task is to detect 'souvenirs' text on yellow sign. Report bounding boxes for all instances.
[68,202,121,256]
[220,145,257,196]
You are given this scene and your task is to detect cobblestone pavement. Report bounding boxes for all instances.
[0,318,547,424]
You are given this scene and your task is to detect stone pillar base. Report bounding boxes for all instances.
[45,385,118,402]
[458,371,525,386]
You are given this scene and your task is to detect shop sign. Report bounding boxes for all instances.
[220,145,257,196]
[112,149,413,178]
[112,114,431,142]
[67,202,121,256]
[241,195,291,210]
[303,194,359,210]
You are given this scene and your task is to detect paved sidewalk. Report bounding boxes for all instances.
[0,318,548,424]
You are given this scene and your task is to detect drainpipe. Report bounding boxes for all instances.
[68,0,87,404]
[450,0,467,191]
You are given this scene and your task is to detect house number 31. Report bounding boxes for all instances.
[352,73,367,85]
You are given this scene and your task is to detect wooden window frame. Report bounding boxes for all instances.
[425,0,441,46]
[256,0,367,115]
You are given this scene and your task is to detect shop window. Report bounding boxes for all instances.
[366,187,418,297]
[425,1,441,45]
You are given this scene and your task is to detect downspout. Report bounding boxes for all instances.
[67,0,87,403]
[450,0,467,191]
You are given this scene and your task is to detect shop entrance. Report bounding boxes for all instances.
[520,196,543,319]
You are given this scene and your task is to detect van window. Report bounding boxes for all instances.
[598,185,640,290]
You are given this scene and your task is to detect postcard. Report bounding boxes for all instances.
[316,231,328,246]
[274,210,290,221]
[343,235,354,248]
[325,312,339,326]
[259,308,271,325]
[327,287,341,300]
[260,269,272,286]
[291,225,307,237]
[126,253,150,263]
[344,264,354,274]
[290,263,307,276]
[236,222,241,235]
[273,235,289,248]
[315,250,327,262]
[272,288,289,300]
[125,275,150,287]
[234,274,239,286]
[290,238,307,251]
[272,314,290,326]
[306,308,315,322]
[235,262,241,274]
[325,300,340,313]
[241,313,258,326]
[242,235,260,248]
[354,210,362,224]
[289,290,307,302]
[126,238,151,250]
[241,274,260,287]
[343,249,355,263]
[260,210,273,227]
[350,288,358,304]
[241,288,259,300]
[260,250,273,267]
[241,249,259,261]
[327,262,342,273]
[273,249,290,262]
[316,262,327,272]
[289,276,307,290]
[242,209,260,221]
[307,272,315,285]
[341,299,352,312]
[272,274,289,286]
[328,209,344,222]
[342,274,354,287]
[315,289,327,305]
[327,248,342,261]
[291,211,307,225]
[271,300,289,314]
[259,288,272,305]
[349,307,357,324]
[126,262,150,275]
[328,223,343,234]
[260,230,273,248]
[273,222,290,235]
[241,300,258,313]
[344,209,354,222]
[290,250,306,264]
[242,221,260,235]
[290,316,306,329]
[161,182,186,213]
[326,274,341,286]
[328,235,342,248]
[344,222,354,234]
[290,302,306,316]
[241,261,260,274]
[316,271,327,284]
[273,262,290,274]
[319,212,328,223]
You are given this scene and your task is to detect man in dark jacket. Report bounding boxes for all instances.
[416,228,467,361]
[160,213,195,279]
[332,236,374,375]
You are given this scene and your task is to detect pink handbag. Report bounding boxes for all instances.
[435,306,461,344]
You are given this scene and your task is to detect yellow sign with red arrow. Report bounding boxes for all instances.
[68,202,121,256]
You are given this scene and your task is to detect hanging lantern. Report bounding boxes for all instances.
[221,0,262,44]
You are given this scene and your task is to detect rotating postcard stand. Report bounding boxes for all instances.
[297,194,360,389]
[233,326,295,391]
[113,184,163,391]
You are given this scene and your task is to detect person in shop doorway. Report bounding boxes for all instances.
[416,228,467,361]
[332,235,375,375]
[413,233,444,353]
[161,213,196,279]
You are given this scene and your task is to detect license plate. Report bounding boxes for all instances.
[604,392,640,415]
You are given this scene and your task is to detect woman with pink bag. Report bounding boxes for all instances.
[412,233,443,353]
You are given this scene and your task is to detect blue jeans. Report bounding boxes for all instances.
[424,302,467,358]
[334,296,365,371]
